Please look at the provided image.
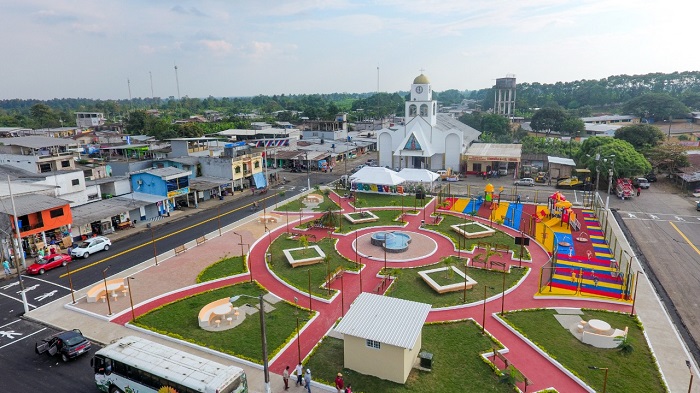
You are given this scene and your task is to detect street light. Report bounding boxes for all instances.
[66,263,75,304]
[481,286,495,334]
[102,265,112,316]
[305,152,311,191]
[127,277,136,322]
[686,360,694,393]
[588,366,609,393]
[230,293,270,393]
[294,297,301,364]
[147,223,158,266]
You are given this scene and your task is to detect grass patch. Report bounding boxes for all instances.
[268,236,358,299]
[460,222,491,233]
[289,247,322,260]
[503,309,667,393]
[277,193,340,212]
[133,282,312,364]
[426,269,464,286]
[343,192,430,208]
[426,214,530,259]
[336,209,404,234]
[387,266,527,308]
[197,256,247,283]
[306,320,513,392]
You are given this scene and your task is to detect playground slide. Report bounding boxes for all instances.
[505,203,524,231]
[451,198,469,213]
[464,198,483,215]
[492,202,510,223]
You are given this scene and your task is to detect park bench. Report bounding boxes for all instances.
[174,245,187,255]
[196,236,206,246]
[492,346,509,369]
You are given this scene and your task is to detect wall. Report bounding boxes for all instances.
[108,160,153,176]
[36,171,88,206]
[18,204,72,237]
[343,335,410,384]
[131,173,167,196]
[0,153,37,173]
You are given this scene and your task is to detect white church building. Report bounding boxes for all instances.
[377,74,481,172]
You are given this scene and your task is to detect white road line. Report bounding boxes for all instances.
[0,320,20,329]
[0,292,38,308]
[21,275,70,290]
[0,327,46,350]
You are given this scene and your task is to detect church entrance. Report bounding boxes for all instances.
[411,156,425,169]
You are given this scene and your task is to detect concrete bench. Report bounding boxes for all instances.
[87,278,127,303]
[196,236,206,246]
[258,214,280,223]
[174,244,187,255]
[198,298,231,328]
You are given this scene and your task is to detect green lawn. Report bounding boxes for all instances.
[427,214,530,259]
[460,222,491,233]
[289,247,322,260]
[277,193,340,212]
[197,256,247,283]
[386,266,528,308]
[306,320,513,393]
[426,269,465,286]
[133,282,312,363]
[342,192,430,208]
[268,236,359,299]
[503,309,667,393]
[336,209,405,234]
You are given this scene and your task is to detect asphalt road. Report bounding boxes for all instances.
[608,178,700,364]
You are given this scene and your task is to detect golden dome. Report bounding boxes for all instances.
[413,74,430,84]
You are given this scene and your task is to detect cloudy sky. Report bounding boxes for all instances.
[2,0,698,100]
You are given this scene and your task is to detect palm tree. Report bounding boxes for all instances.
[299,235,309,256]
[441,256,454,278]
[472,245,502,268]
[499,365,524,387]
[615,333,634,355]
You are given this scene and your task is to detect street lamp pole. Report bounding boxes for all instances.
[631,271,642,316]
[66,264,75,304]
[588,366,608,393]
[686,360,694,393]
[501,268,506,316]
[148,224,158,266]
[294,297,301,364]
[102,265,112,316]
[127,277,136,322]
[305,152,310,191]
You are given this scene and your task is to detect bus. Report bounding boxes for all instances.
[91,336,248,393]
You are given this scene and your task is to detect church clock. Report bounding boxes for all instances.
[415,86,423,94]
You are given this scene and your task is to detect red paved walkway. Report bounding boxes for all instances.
[112,191,631,393]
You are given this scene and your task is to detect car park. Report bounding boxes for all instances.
[514,178,535,186]
[26,253,72,275]
[70,236,111,259]
[35,329,91,362]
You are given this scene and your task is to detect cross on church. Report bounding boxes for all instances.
[419,68,425,73]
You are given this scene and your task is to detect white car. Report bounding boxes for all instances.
[514,178,535,187]
[70,236,111,259]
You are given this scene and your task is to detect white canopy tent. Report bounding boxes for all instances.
[397,168,440,192]
[350,166,405,186]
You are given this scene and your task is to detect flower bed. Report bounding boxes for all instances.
[452,222,496,238]
[419,265,478,294]
[344,210,379,224]
[283,245,326,268]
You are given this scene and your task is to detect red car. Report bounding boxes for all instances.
[27,253,72,275]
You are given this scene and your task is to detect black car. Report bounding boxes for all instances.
[646,172,658,182]
[35,329,91,362]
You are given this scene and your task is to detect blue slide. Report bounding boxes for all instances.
[463,198,483,215]
[505,203,523,231]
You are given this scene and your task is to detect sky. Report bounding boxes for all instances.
[2,0,699,100]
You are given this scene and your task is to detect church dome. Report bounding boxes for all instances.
[413,74,430,84]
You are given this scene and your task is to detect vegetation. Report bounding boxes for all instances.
[576,137,652,178]
[305,321,513,393]
[133,282,312,364]
[503,309,666,393]
[196,256,247,283]
[458,112,512,143]
[614,124,666,150]
[521,136,580,158]
[337,209,404,234]
[645,142,689,173]
[622,93,689,121]
[277,194,340,212]
[530,107,585,136]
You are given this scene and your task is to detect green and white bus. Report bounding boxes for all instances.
[92,336,247,393]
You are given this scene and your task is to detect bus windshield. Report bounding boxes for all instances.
[92,336,247,393]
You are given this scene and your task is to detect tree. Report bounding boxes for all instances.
[577,137,652,179]
[623,93,688,121]
[645,142,689,173]
[614,124,666,150]
[561,117,585,136]
[530,107,568,135]
[29,103,59,128]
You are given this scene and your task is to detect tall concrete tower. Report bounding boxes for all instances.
[494,75,516,119]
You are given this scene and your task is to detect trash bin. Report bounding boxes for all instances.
[419,351,433,369]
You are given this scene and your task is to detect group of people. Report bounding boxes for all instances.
[282,363,352,392]
[481,170,501,180]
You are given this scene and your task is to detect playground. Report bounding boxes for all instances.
[69,184,664,393]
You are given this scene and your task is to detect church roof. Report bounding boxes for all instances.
[436,114,481,142]
[413,74,430,84]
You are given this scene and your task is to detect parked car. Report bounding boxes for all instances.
[646,172,658,182]
[27,253,72,275]
[633,177,650,189]
[70,236,111,259]
[514,178,535,186]
[35,329,91,362]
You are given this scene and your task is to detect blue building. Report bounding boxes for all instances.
[130,167,191,215]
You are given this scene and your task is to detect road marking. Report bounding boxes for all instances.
[0,320,20,329]
[675,216,686,222]
[22,275,70,290]
[627,213,637,218]
[60,192,281,277]
[34,290,58,301]
[0,330,22,339]
[670,221,700,257]
[0,327,46,350]
[1,282,19,290]
[649,214,659,220]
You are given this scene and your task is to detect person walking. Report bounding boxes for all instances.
[283,365,290,390]
[304,369,312,393]
[334,373,344,393]
[345,384,352,393]
[636,186,641,197]
[2,259,11,277]
[295,363,304,387]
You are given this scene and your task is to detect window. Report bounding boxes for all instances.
[61,160,70,168]
[72,179,80,186]
[409,104,417,117]
[254,161,260,169]
[49,209,64,218]
[366,339,381,349]
[234,166,241,174]
[420,104,428,117]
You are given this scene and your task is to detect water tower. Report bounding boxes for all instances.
[494,75,516,118]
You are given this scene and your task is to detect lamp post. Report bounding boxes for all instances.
[588,366,608,393]
[230,294,270,393]
[686,360,694,393]
[233,232,244,257]
[630,270,643,316]
[294,297,301,364]
[217,202,222,236]
[127,277,136,322]
[305,152,310,191]
[148,224,158,266]
[481,286,494,334]
[66,264,75,304]
[102,265,112,316]
[340,269,345,316]
[500,267,507,316]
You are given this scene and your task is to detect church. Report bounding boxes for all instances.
[377,73,481,172]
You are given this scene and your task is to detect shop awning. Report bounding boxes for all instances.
[71,198,148,227]
[189,176,231,191]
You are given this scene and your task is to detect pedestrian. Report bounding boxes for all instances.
[568,246,573,258]
[304,369,312,393]
[335,372,344,393]
[526,195,530,203]
[345,384,352,393]
[283,365,290,390]
[516,194,521,204]
[593,275,599,287]
[295,363,304,387]
[636,186,641,197]
[2,259,11,276]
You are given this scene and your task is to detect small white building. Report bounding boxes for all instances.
[334,293,431,384]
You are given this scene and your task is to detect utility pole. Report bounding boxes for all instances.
[8,176,29,314]
[149,71,155,107]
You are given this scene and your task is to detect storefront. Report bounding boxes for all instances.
[463,143,522,178]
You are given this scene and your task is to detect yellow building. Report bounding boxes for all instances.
[333,293,431,384]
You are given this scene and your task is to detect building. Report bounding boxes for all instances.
[75,112,106,128]
[463,143,522,176]
[130,167,191,213]
[333,293,431,384]
[494,76,516,118]
[301,114,348,142]
[580,115,639,125]
[377,74,481,172]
